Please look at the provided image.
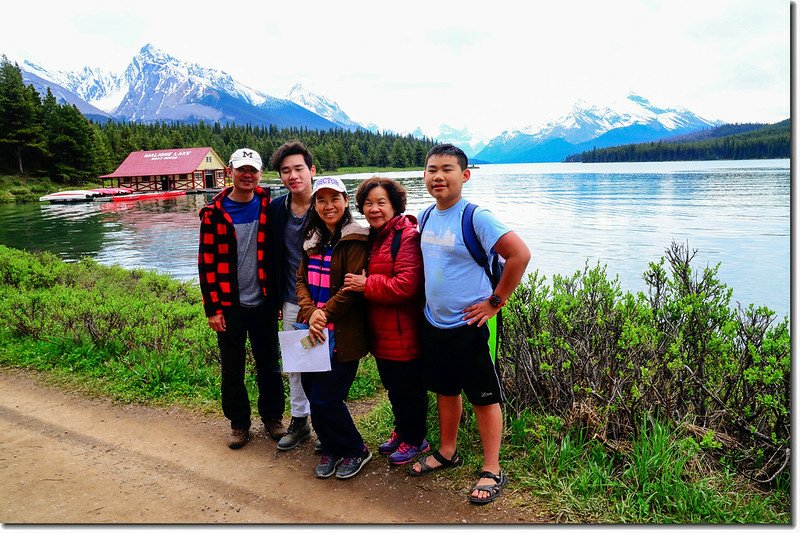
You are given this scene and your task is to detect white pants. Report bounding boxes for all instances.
[282,301,311,418]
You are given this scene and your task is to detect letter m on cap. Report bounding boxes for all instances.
[242,151,253,157]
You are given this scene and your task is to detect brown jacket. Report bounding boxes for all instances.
[296,220,370,363]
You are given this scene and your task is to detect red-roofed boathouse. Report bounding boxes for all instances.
[100,147,228,192]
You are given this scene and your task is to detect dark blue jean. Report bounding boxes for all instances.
[217,300,285,430]
[301,358,364,458]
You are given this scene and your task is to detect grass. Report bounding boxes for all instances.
[500,412,787,523]
[357,384,791,524]
[1,326,789,524]
[0,245,790,524]
[360,402,790,524]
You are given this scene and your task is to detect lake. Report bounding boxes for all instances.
[0,159,790,319]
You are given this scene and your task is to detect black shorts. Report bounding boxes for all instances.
[420,318,503,406]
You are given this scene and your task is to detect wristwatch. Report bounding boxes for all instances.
[488,293,504,309]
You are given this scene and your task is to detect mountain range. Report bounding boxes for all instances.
[17,44,723,163]
[474,94,722,162]
[21,44,347,131]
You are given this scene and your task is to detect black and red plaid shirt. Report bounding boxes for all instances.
[198,186,271,317]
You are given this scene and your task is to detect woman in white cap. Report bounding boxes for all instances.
[295,176,372,480]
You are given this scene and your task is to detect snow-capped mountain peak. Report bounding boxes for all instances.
[286,84,360,129]
[475,93,722,163]
[516,93,718,145]
[19,43,342,130]
[15,44,722,163]
[124,44,268,108]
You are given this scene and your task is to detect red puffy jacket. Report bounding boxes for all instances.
[363,214,423,361]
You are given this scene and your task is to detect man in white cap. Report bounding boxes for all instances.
[198,147,286,449]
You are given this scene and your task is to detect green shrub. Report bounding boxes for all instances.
[499,241,789,483]
[0,245,383,411]
[0,243,788,523]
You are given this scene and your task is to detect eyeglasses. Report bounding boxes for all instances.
[234,166,259,174]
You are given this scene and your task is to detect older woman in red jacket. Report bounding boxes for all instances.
[343,177,429,466]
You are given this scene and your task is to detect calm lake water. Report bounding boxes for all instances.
[0,160,790,318]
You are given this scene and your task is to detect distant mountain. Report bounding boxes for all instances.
[20,69,113,122]
[475,94,723,163]
[285,84,361,130]
[411,125,488,158]
[18,47,728,163]
[565,119,790,162]
[20,44,341,130]
[22,60,127,113]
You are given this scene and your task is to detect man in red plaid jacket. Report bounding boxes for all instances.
[198,147,286,449]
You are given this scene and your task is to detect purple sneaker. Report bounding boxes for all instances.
[388,439,430,466]
[378,430,401,455]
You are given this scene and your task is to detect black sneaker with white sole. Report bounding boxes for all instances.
[335,447,372,479]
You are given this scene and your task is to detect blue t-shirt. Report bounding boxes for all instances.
[418,198,509,329]
[222,195,264,307]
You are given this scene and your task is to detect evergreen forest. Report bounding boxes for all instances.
[0,57,435,184]
[564,120,790,163]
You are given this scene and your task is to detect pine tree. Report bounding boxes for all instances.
[388,139,409,167]
[0,57,46,174]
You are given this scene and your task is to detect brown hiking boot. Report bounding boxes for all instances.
[265,419,286,441]
[227,428,249,449]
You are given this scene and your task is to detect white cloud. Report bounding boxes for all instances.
[1,0,789,137]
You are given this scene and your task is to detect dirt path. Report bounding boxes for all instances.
[0,369,547,524]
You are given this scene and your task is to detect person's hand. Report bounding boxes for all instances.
[343,270,367,292]
[208,313,226,332]
[308,309,328,344]
[462,299,500,327]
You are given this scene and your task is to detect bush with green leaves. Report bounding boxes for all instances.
[0,244,788,522]
[499,241,789,484]
[0,245,384,408]
[0,245,220,404]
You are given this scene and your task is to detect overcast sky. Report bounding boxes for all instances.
[2,0,791,140]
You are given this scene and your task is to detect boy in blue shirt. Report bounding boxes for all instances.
[408,144,531,505]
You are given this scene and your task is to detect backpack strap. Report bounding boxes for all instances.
[462,203,494,284]
[418,204,436,232]
[389,228,403,261]
[421,202,497,286]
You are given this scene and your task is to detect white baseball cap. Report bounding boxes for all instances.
[229,148,263,170]
[312,176,347,194]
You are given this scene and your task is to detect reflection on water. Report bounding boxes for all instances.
[0,194,211,282]
[0,160,789,318]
